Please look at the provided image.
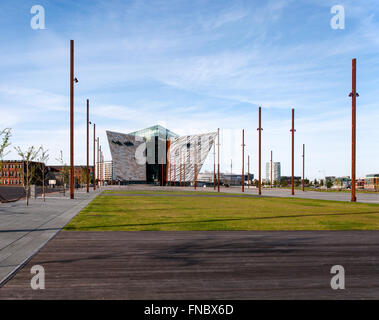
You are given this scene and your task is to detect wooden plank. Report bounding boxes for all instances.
[1,231,379,299]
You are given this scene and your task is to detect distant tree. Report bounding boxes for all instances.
[80,166,87,188]
[326,179,333,189]
[38,147,49,202]
[15,145,42,206]
[334,178,342,190]
[0,128,11,200]
[320,179,324,187]
[314,178,318,186]
[56,150,69,196]
[0,128,11,170]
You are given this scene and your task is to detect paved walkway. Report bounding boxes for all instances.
[103,185,379,203]
[0,189,101,286]
[1,231,378,299]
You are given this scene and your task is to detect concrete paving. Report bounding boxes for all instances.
[103,184,379,203]
[0,189,101,286]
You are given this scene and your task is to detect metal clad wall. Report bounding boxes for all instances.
[168,132,217,183]
[106,131,146,181]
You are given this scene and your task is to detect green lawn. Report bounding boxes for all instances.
[64,191,379,231]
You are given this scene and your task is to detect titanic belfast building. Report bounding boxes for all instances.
[106,125,217,184]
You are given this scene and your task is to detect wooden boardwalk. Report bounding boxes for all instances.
[1,230,379,299]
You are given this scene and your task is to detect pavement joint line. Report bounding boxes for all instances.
[0,190,101,287]
[100,192,379,203]
[0,199,86,253]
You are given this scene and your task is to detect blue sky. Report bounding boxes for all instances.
[1,0,379,179]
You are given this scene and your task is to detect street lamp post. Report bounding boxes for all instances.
[93,123,96,190]
[70,40,75,199]
[86,99,89,193]
[242,129,245,193]
[213,140,216,190]
[194,142,198,190]
[248,155,250,189]
[350,58,359,202]
[290,108,296,196]
[270,150,273,188]
[99,145,102,186]
[217,128,220,193]
[97,137,100,189]
[302,144,305,192]
[257,107,263,195]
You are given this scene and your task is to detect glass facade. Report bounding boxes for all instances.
[129,125,178,141]
[128,125,179,183]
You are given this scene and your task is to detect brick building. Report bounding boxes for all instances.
[48,165,94,186]
[362,174,379,191]
[1,161,94,187]
[0,160,43,186]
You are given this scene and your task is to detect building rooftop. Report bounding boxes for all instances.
[128,125,178,140]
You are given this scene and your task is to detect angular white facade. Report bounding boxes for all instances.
[168,132,217,183]
[106,130,146,181]
[106,126,216,184]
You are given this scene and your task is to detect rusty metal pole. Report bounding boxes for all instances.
[270,150,273,188]
[183,146,186,187]
[213,140,216,190]
[194,143,197,190]
[183,149,186,187]
[161,143,164,186]
[99,145,102,186]
[302,144,305,192]
[86,99,89,193]
[97,137,100,189]
[242,129,245,192]
[93,124,96,190]
[248,155,250,189]
[70,40,74,199]
[257,107,262,195]
[291,108,295,196]
[167,140,171,186]
[350,58,358,202]
[217,128,220,192]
